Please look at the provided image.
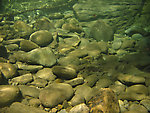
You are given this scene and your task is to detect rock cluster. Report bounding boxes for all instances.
[0,0,150,113]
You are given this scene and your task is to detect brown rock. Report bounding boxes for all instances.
[88,88,120,113]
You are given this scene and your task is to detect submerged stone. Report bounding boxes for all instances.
[52,65,77,80]
[90,19,114,41]
[25,47,56,67]
[0,85,21,107]
[88,88,120,113]
[39,83,73,108]
[29,30,53,47]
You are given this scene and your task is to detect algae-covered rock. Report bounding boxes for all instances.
[90,19,114,41]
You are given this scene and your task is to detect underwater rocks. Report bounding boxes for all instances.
[6,102,47,113]
[118,84,148,101]
[0,44,8,58]
[35,68,56,81]
[29,30,53,47]
[20,39,39,52]
[12,47,56,67]
[125,26,149,37]
[34,17,55,31]
[69,103,89,113]
[88,88,120,113]
[0,63,17,79]
[13,20,33,37]
[39,83,74,108]
[52,65,77,80]
[90,19,114,41]
[1,4,150,112]
[0,85,21,107]
[117,74,145,85]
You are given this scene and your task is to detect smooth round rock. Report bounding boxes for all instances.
[34,17,55,30]
[29,30,53,47]
[58,56,80,66]
[39,83,74,108]
[0,85,21,107]
[52,66,77,80]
